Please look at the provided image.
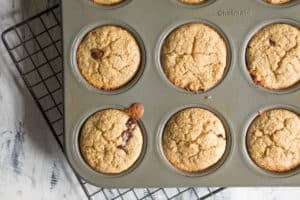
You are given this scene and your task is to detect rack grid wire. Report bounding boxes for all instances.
[1,4,225,200]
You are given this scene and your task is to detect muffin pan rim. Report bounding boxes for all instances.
[240,18,300,94]
[156,104,233,177]
[155,18,233,95]
[70,20,147,95]
[240,104,300,178]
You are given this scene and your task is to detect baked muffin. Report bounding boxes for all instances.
[264,0,292,5]
[161,23,227,92]
[76,25,141,91]
[162,107,227,173]
[80,108,144,174]
[247,109,300,172]
[90,0,125,6]
[246,23,300,90]
[177,0,207,4]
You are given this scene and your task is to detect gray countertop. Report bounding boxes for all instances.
[0,0,299,199]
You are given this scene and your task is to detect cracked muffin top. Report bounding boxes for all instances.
[161,23,227,92]
[177,0,207,4]
[247,109,300,172]
[76,25,141,90]
[162,107,227,173]
[80,109,143,174]
[90,0,125,6]
[246,23,300,90]
[264,0,292,4]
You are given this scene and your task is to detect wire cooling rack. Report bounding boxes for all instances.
[2,4,225,200]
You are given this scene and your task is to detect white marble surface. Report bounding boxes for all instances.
[0,0,300,199]
[0,0,84,199]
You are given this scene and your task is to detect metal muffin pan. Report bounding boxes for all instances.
[63,0,300,187]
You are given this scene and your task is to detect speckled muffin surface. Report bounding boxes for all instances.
[162,108,227,173]
[161,23,227,92]
[76,25,141,91]
[246,23,300,90]
[177,0,207,4]
[90,0,125,6]
[80,109,143,174]
[265,0,291,4]
[247,109,300,172]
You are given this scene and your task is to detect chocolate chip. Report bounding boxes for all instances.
[269,39,276,46]
[103,147,108,155]
[117,145,128,154]
[217,134,225,139]
[126,118,137,130]
[90,48,104,60]
[122,131,132,143]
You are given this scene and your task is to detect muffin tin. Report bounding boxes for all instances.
[63,0,300,187]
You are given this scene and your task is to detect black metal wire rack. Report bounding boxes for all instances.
[1,4,225,200]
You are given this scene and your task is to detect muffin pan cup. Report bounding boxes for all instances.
[156,104,232,177]
[241,18,300,94]
[155,19,233,94]
[63,0,300,187]
[241,104,300,178]
[70,20,146,95]
[73,105,148,178]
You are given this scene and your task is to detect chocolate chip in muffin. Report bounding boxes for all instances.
[126,118,137,129]
[122,130,133,143]
[268,39,276,46]
[90,48,104,60]
[117,145,128,154]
